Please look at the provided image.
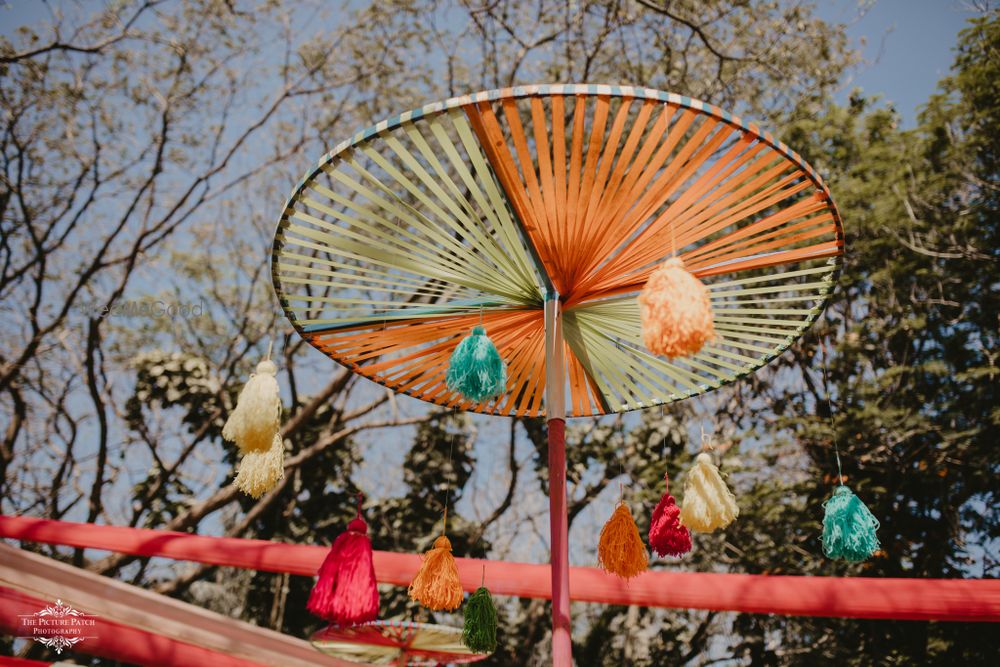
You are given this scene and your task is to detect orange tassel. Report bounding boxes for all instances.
[639,257,715,358]
[598,502,648,580]
[408,535,463,611]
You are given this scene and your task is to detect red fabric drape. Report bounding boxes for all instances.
[2,515,998,622]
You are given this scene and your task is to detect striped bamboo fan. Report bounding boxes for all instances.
[272,84,843,417]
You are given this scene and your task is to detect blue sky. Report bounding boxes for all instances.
[1,0,977,125]
[819,0,975,126]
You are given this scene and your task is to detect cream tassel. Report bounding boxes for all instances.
[234,433,285,498]
[222,346,281,454]
[679,452,739,533]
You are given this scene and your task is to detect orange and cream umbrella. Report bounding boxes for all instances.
[271,84,843,665]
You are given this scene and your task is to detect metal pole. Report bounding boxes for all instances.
[544,296,571,666]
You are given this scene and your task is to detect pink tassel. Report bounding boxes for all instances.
[307,494,379,626]
[648,473,692,558]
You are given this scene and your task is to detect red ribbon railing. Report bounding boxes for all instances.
[2,515,998,621]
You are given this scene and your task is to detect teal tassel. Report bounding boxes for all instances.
[445,326,506,402]
[822,485,881,562]
[462,586,498,654]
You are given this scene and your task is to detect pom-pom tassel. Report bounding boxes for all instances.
[679,452,739,533]
[233,433,284,498]
[648,473,692,557]
[222,349,282,454]
[462,573,498,654]
[822,485,880,562]
[598,501,648,580]
[307,494,379,626]
[408,535,464,611]
[639,257,715,358]
[446,325,507,402]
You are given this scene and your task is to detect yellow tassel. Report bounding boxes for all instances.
[597,502,648,580]
[408,535,463,611]
[639,257,715,358]
[222,358,281,454]
[234,433,284,498]
[679,452,739,532]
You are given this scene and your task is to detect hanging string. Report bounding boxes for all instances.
[819,339,844,486]
[442,413,458,534]
[660,404,667,457]
[617,415,626,499]
[700,424,712,452]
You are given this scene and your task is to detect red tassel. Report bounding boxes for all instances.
[307,495,378,626]
[648,473,692,558]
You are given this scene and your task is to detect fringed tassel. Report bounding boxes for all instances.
[822,485,880,562]
[445,326,507,402]
[462,585,498,654]
[639,257,715,358]
[679,452,739,533]
[225,350,284,498]
[233,433,284,498]
[408,535,463,611]
[648,473,692,558]
[597,502,648,580]
[222,355,282,454]
[307,496,379,626]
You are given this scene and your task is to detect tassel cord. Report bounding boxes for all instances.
[442,420,457,535]
[820,340,844,486]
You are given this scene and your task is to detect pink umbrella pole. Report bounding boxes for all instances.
[548,416,571,665]
[545,297,571,666]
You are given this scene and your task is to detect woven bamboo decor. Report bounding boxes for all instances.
[272,84,844,417]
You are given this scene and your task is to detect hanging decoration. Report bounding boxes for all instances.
[222,344,282,453]
[408,533,464,611]
[679,433,739,533]
[446,325,507,402]
[233,436,284,499]
[462,568,498,654]
[598,498,648,580]
[648,473,692,558]
[409,429,464,611]
[822,485,881,562]
[816,340,880,562]
[638,257,715,359]
[223,343,285,498]
[307,493,379,626]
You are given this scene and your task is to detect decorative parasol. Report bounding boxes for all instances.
[311,620,489,665]
[272,84,843,665]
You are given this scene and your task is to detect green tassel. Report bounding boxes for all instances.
[462,586,498,654]
[445,326,506,402]
[822,485,881,562]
